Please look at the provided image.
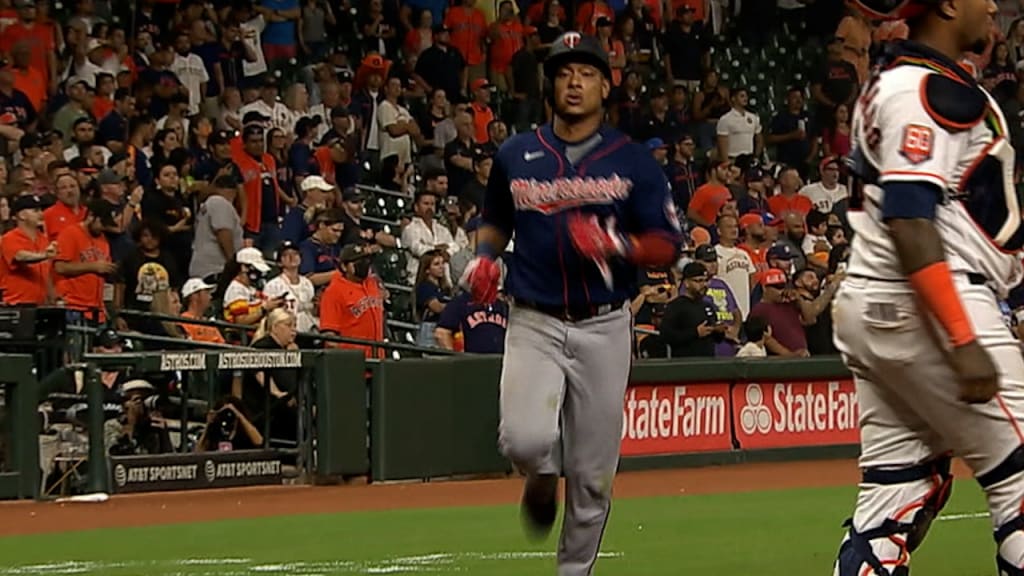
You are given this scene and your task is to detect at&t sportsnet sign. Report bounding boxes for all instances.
[109,450,285,494]
[732,380,859,449]
[620,383,732,456]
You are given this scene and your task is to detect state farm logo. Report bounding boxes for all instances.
[737,381,859,435]
[739,384,772,435]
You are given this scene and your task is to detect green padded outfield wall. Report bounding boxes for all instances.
[368,356,853,482]
[315,350,370,477]
[371,356,509,481]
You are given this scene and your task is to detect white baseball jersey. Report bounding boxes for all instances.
[847,61,1024,298]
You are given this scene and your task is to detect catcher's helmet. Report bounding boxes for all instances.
[848,0,934,21]
[543,32,612,80]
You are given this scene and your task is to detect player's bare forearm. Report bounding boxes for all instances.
[889,218,946,274]
[476,224,510,255]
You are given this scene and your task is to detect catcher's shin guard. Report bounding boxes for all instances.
[979,446,1024,575]
[833,457,953,576]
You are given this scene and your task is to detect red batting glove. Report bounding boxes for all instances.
[460,256,501,304]
[568,213,628,261]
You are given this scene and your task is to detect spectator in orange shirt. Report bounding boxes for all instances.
[43,172,86,241]
[53,199,117,323]
[319,243,385,359]
[444,0,488,93]
[0,194,55,304]
[9,41,46,115]
[468,78,494,144]
[488,1,524,93]
[0,0,57,95]
[767,166,812,218]
[178,277,226,343]
[687,159,732,228]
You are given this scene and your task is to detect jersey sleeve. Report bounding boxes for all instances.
[876,87,968,191]
[436,294,464,331]
[481,147,516,239]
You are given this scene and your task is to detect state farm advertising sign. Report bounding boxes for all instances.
[621,383,733,456]
[732,380,859,449]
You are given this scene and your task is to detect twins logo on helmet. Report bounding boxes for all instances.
[562,31,582,48]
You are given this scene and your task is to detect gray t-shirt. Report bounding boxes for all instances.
[190,195,243,279]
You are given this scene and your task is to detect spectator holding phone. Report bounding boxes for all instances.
[660,262,725,357]
[695,244,742,357]
[219,247,283,326]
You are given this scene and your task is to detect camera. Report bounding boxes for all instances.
[213,406,237,440]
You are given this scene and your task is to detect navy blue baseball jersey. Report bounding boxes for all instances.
[483,125,683,308]
[437,292,509,354]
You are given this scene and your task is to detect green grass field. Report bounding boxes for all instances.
[0,481,1000,575]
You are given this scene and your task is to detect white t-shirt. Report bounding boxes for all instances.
[377,99,413,166]
[240,99,292,132]
[264,273,317,332]
[799,181,848,214]
[715,244,755,319]
[170,53,210,115]
[716,108,761,159]
[241,15,268,78]
[802,234,831,256]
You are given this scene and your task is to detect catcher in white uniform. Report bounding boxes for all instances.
[834,1,1024,574]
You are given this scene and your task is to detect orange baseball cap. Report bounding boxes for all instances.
[760,268,788,287]
[739,213,762,230]
[689,226,711,247]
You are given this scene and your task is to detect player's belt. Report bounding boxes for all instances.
[848,273,989,286]
[515,299,625,323]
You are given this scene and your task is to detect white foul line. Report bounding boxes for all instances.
[938,512,989,522]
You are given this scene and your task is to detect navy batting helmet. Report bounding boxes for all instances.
[847,0,935,21]
[543,31,612,80]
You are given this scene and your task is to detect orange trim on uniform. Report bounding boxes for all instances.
[996,395,1024,443]
[907,261,975,346]
[917,75,980,132]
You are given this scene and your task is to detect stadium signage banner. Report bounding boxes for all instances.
[159,352,207,371]
[217,351,303,370]
[620,383,733,456]
[731,380,859,449]
[109,450,284,494]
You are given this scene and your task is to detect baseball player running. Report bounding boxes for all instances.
[462,32,682,575]
[833,1,1024,574]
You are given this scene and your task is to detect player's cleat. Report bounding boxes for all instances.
[520,474,559,541]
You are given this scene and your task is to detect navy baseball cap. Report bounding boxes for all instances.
[11,194,42,213]
[277,240,300,260]
[694,244,717,262]
[682,262,708,280]
[767,243,796,260]
[646,138,667,151]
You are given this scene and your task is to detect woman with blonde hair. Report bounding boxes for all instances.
[412,250,452,347]
[247,308,300,442]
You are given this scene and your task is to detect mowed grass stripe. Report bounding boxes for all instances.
[0,482,999,575]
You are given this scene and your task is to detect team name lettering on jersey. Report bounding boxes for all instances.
[510,175,632,214]
[350,295,383,318]
[467,310,508,329]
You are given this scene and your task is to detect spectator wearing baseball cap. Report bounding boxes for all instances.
[736,164,771,216]
[695,244,742,357]
[263,240,317,333]
[639,85,682,143]
[738,212,771,277]
[660,261,723,358]
[319,243,385,359]
[177,278,226,344]
[646,138,669,165]
[53,198,117,323]
[338,187,396,250]
[508,26,542,133]
[0,194,54,305]
[469,77,494,144]
[798,156,848,214]
[193,129,244,194]
[749,268,809,357]
[299,207,345,288]
[221,246,283,326]
[281,175,335,245]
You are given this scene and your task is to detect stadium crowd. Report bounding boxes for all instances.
[2,0,1024,375]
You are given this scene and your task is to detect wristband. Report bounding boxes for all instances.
[476,241,498,259]
[908,261,976,346]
